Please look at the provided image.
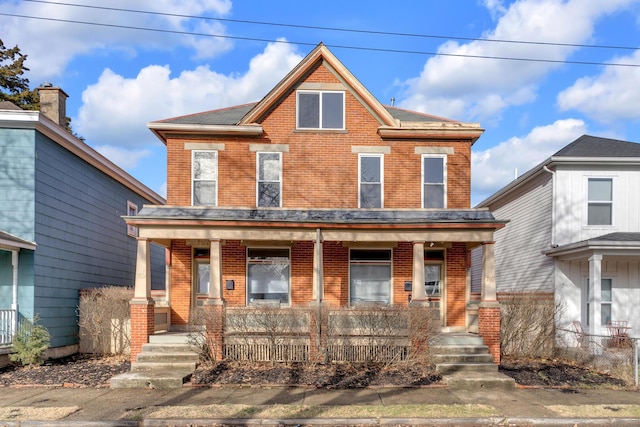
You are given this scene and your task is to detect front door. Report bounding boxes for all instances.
[425,263,445,326]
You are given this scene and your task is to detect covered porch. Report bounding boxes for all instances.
[126,207,505,362]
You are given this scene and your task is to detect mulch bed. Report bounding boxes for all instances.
[0,354,629,388]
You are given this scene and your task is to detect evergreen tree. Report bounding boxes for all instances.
[0,39,39,110]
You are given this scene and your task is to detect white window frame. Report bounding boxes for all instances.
[247,247,291,306]
[126,201,138,237]
[296,90,345,130]
[358,153,384,208]
[192,150,218,206]
[422,154,447,208]
[256,152,282,207]
[348,248,393,305]
[586,277,613,327]
[586,176,614,226]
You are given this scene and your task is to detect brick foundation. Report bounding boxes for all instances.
[130,299,154,362]
[478,302,501,363]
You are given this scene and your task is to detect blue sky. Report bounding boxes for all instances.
[2,0,640,205]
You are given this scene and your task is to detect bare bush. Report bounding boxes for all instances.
[500,293,564,358]
[187,306,225,363]
[224,306,310,364]
[78,286,133,355]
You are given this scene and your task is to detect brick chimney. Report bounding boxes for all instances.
[37,83,68,127]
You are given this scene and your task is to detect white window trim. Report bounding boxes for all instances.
[421,154,447,208]
[296,90,345,130]
[246,247,291,306]
[126,201,138,237]
[348,248,393,306]
[192,150,218,207]
[358,153,384,208]
[256,151,283,208]
[585,176,614,227]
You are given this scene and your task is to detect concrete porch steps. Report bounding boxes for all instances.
[110,332,200,389]
[430,333,515,390]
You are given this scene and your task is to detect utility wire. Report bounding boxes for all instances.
[20,0,640,52]
[2,12,639,68]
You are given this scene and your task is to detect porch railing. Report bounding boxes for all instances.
[0,309,16,346]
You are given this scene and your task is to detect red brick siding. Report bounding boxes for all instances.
[445,244,468,327]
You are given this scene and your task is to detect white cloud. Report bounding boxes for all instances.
[472,118,588,204]
[398,0,636,122]
[95,145,152,170]
[75,41,303,149]
[0,0,233,83]
[557,49,640,123]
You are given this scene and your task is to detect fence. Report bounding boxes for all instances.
[559,327,639,386]
[0,309,16,346]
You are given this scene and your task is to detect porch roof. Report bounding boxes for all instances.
[131,206,501,225]
[543,232,640,259]
[0,230,37,251]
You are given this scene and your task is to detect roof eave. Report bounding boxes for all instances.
[378,125,484,141]
[147,122,264,144]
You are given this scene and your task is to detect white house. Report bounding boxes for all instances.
[474,135,640,339]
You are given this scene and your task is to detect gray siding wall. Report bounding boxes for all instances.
[492,172,555,292]
[32,132,164,348]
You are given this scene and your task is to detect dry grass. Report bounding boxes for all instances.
[148,403,499,419]
[0,406,80,421]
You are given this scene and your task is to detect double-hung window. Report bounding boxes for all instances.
[192,150,217,206]
[349,249,392,305]
[297,90,344,129]
[587,178,612,225]
[126,201,138,237]
[247,248,290,305]
[586,278,612,326]
[422,155,446,208]
[257,152,282,207]
[359,154,383,208]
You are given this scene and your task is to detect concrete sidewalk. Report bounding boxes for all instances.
[1,385,640,426]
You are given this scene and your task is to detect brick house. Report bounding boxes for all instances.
[126,44,506,362]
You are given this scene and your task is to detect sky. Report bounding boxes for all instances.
[2,0,640,205]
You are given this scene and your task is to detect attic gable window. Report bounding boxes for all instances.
[297,90,344,129]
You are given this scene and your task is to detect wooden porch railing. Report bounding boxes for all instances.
[0,309,16,346]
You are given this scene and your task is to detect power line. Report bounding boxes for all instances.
[20,0,640,52]
[2,11,639,68]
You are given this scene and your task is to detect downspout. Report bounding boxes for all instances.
[315,228,324,362]
[543,165,557,247]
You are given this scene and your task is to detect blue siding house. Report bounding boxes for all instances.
[0,87,165,361]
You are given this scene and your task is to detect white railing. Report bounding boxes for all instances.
[0,309,16,346]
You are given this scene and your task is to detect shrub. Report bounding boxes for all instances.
[78,286,133,355]
[9,316,50,367]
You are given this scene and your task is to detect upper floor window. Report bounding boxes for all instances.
[359,154,383,208]
[587,178,612,225]
[297,90,344,129]
[192,150,217,206]
[422,155,446,208]
[126,201,138,237]
[257,152,282,207]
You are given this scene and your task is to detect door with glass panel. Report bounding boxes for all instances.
[193,248,210,308]
[424,250,445,325]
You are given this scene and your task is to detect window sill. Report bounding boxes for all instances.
[294,129,348,134]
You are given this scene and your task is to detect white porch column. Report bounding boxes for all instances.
[11,250,19,336]
[481,241,497,301]
[208,239,222,301]
[411,241,427,302]
[588,254,602,335]
[133,238,151,300]
[312,229,324,304]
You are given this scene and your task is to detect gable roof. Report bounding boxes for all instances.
[148,43,483,143]
[554,135,640,158]
[476,134,640,208]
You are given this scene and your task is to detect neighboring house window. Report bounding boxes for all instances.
[126,201,138,237]
[257,152,282,207]
[297,90,344,129]
[247,248,290,305]
[586,278,612,326]
[349,249,392,305]
[192,150,217,206]
[587,178,612,225]
[422,155,446,208]
[359,154,383,208]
